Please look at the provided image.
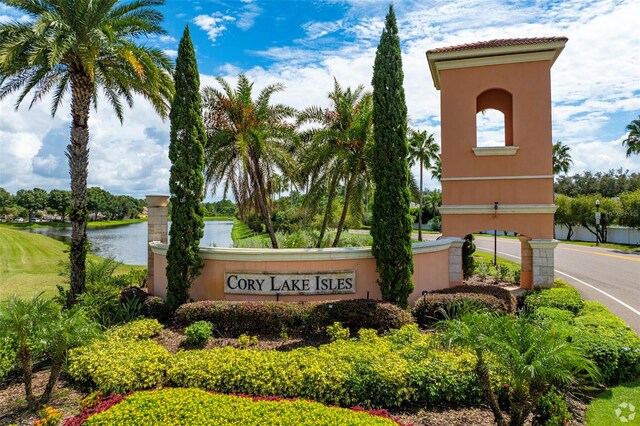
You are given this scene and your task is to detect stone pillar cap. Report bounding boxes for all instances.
[146,195,170,207]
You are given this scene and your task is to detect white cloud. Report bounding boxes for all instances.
[302,20,344,40]
[193,13,235,43]
[163,49,178,58]
[236,1,261,31]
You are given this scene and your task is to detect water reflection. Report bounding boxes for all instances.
[25,220,233,265]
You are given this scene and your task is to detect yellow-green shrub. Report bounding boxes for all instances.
[68,338,169,394]
[166,325,481,409]
[83,388,400,425]
[106,318,164,340]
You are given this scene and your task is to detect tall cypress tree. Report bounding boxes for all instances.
[166,26,206,310]
[371,5,414,308]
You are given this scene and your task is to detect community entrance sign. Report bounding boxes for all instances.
[224,271,356,295]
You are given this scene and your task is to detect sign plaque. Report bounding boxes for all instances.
[224,271,356,295]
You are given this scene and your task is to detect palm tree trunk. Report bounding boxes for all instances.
[332,170,357,247]
[17,346,35,409]
[475,352,506,426]
[418,160,423,241]
[67,72,93,307]
[317,172,339,248]
[250,156,278,248]
[40,354,64,404]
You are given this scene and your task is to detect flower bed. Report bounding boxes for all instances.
[65,388,403,425]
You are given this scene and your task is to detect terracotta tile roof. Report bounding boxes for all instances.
[427,37,568,54]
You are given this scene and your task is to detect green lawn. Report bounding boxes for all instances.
[0,218,146,229]
[472,249,520,268]
[586,380,640,425]
[0,227,140,300]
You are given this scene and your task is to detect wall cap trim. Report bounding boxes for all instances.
[149,239,452,261]
[472,146,519,156]
[528,239,560,249]
[442,175,553,181]
[440,204,557,214]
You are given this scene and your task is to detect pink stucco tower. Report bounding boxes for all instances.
[427,37,568,288]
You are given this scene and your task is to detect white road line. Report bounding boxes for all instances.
[477,247,640,317]
[553,270,640,317]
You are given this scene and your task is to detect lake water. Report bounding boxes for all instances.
[26,220,234,265]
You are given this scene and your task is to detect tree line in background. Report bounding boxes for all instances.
[0,187,145,223]
[554,190,640,242]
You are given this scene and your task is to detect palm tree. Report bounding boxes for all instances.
[552,141,573,174]
[40,306,101,403]
[431,155,442,182]
[444,312,508,426]
[408,129,439,241]
[445,313,600,426]
[0,0,174,306]
[0,294,58,409]
[298,79,373,247]
[622,115,640,157]
[202,75,297,248]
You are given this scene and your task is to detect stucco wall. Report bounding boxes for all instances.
[150,240,453,306]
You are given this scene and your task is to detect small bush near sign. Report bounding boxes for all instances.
[412,286,516,326]
[174,299,413,337]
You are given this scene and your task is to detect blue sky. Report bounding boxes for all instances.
[0,0,639,201]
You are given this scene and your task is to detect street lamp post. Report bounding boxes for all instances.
[595,199,601,246]
[493,202,498,266]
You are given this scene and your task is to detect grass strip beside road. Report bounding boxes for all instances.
[0,227,141,301]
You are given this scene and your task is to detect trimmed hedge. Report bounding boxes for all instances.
[68,323,170,395]
[524,283,584,314]
[68,324,487,409]
[106,318,164,340]
[174,299,413,337]
[526,290,640,384]
[431,285,517,313]
[166,325,482,408]
[76,388,402,425]
[412,291,511,326]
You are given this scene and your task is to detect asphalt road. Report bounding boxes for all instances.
[472,235,640,333]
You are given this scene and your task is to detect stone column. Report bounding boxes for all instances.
[446,237,465,287]
[518,236,533,289]
[529,239,559,288]
[146,195,170,295]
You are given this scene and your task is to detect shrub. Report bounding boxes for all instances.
[68,338,170,394]
[184,321,213,347]
[431,285,517,313]
[77,388,401,425]
[533,386,572,426]
[531,307,575,323]
[174,299,413,337]
[142,296,170,322]
[237,333,258,348]
[524,286,584,314]
[166,325,482,409]
[106,318,163,340]
[0,337,16,382]
[326,322,350,341]
[462,234,475,279]
[413,293,509,326]
[527,288,640,384]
